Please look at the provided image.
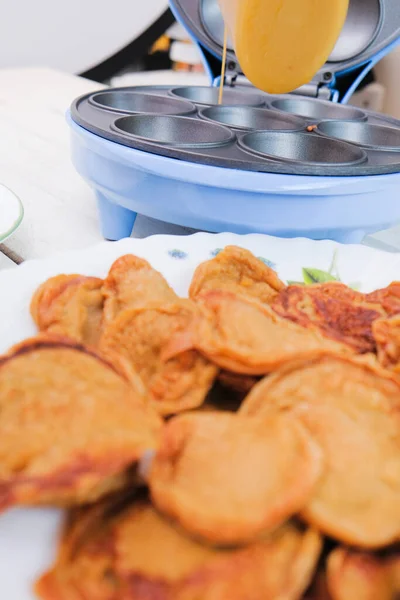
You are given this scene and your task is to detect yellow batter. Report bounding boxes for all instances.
[218,0,349,94]
[218,26,229,103]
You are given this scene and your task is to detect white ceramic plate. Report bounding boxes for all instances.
[0,231,399,599]
[0,184,24,243]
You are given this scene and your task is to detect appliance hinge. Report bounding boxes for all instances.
[225,69,240,87]
[291,71,335,100]
[291,83,332,100]
[223,70,335,101]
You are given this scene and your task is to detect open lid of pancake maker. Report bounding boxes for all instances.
[169,0,400,102]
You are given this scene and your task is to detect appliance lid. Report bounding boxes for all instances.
[169,0,400,97]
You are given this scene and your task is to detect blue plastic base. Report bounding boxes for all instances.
[68,113,400,244]
[96,192,137,240]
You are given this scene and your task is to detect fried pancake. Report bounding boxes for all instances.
[149,411,322,545]
[305,571,332,600]
[36,499,124,600]
[302,282,365,302]
[31,274,79,325]
[373,315,400,372]
[218,370,259,395]
[197,379,245,413]
[326,548,394,600]
[102,254,177,324]
[189,245,285,304]
[167,290,349,376]
[367,282,400,317]
[0,336,161,510]
[174,523,321,600]
[36,496,322,600]
[387,554,400,595]
[272,283,384,353]
[30,274,104,346]
[100,300,217,416]
[241,354,400,548]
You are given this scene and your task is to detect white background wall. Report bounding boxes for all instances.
[0,0,169,73]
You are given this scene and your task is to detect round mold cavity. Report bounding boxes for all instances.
[199,106,306,131]
[239,131,367,167]
[169,86,265,107]
[317,121,400,151]
[112,115,235,148]
[109,85,174,96]
[270,97,366,122]
[328,0,381,62]
[89,91,196,116]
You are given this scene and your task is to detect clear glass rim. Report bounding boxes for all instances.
[0,184,24,243]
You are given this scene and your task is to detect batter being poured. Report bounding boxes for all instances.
[217,0,350,94]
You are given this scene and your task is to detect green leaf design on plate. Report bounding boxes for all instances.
[286,252,360,288]
[328,250,340,280]
[302,268,339,285]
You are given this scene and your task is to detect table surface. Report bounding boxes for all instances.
[0,66,399,273]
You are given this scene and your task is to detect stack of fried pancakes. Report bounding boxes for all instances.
[2,246,400,599]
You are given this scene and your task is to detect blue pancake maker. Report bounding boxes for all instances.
[67,0,400,243]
